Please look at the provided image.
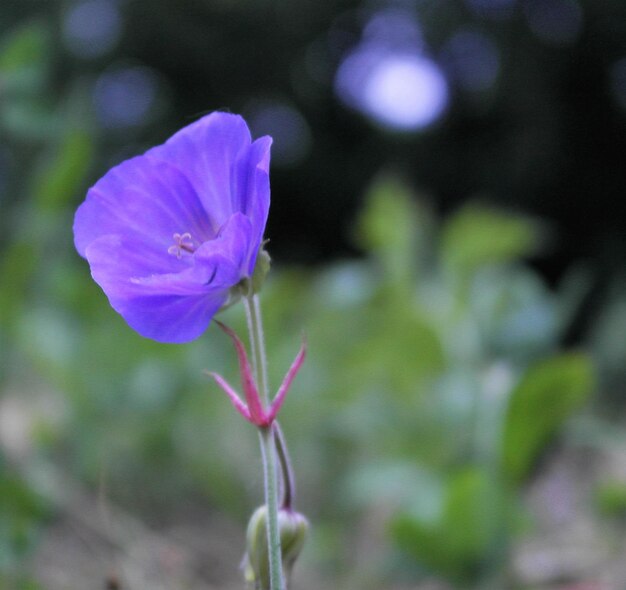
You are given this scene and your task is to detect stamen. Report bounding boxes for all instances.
[168,232,195,258]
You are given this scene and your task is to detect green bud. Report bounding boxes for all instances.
[243,505,308,590]
[219,248,270,313]
[251,247,271,294]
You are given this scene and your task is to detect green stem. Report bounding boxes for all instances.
[244,294,284,590]
[245,293,270,406]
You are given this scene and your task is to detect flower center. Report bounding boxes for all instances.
[168,232,196,258]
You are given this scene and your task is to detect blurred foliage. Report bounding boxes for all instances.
[596,480,626,518]
[440,205,539,279]
[502,353,593,482]
[0,458,48,571]
[0,21,47,95]
[0,20,56,142]
[1,156,613,588]
[1,7,626,590]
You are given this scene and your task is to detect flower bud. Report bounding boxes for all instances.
[243,505,308,589]
[251,248,271,294]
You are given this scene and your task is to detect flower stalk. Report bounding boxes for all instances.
[244,293,285,590]
[208,288,306,589]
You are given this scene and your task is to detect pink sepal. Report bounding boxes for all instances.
[215,321,266,425]
[211,322,306,428]
[205,371,253,423]
[267,339,307,422]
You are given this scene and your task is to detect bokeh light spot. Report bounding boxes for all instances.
[443,29,500,93]
[363,8,423,48]
[63,0,122,59]
[247,101,312,167]
[336,48,448,131]
[364,55,448,130]
[334,8,448,132]
[524,0,583,46]
[465,0,516,20]
[93,65,160,129]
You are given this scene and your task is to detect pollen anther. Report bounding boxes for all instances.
[168,232,195,258]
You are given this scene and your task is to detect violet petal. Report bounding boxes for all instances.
[74,158,212,258]
[73,111,272,343]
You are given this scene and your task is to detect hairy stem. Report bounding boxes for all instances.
[244,294,270,406]
[244,294,284,590]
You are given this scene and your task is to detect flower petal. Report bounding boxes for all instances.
[237,136,272,275]
[111,290,226,343]
[85,234,233,342]
[74,157,213,259]
[194,212,254,278]
[147,112,269,231]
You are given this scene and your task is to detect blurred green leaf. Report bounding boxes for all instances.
[344,461,444,517]
[354,175,430,293]
[345,307,444,398]
[595,480,626,517]
[441,205,538,277]
[392,468,508,581]
[0,241,37,331]
[0,463,48,569]
[588,276,626,399]
[502,353,594,482]
[469,267,558,360]
[312,261,375,309]
[0,21,48,96]
[31,128,94,210]
[0,99,59,141]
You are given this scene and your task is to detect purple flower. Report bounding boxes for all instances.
[73,112,272,343]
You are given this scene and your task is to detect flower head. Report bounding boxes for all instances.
[73,112,272,343]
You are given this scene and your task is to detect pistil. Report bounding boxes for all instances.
[168,232,195,258]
